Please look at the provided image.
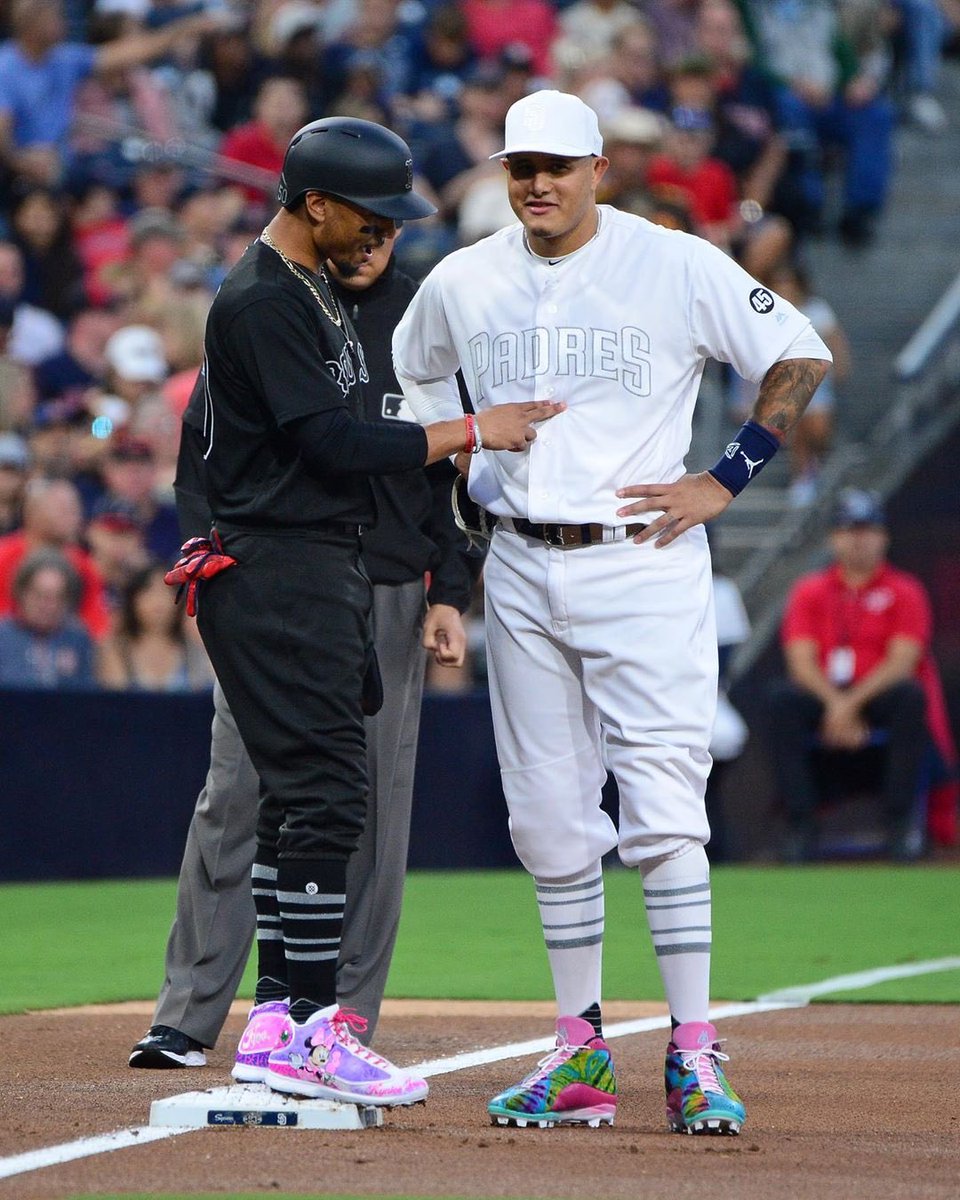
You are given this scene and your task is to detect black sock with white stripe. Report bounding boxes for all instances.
[534,861,604,1021]
[640,846,712,1026]
[278,858,347,1023]
[252,850,287,1004]
[579,1002,604,1039]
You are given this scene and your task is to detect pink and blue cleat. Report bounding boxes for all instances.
[231,999,290,1082]
[265,1004,429,1106]
[488,1015,617,1128]
[665,1020,746,1135]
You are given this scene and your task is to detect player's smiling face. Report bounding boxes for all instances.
[503,152,608,257]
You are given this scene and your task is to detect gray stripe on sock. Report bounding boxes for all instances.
[544,933,604,949]
[653,942,712,956]
[643,882,710,898]
[537,888,604,907]
[535,876,602,895]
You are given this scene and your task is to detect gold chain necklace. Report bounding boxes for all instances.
[260,229,343,328]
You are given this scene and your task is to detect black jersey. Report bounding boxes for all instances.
[195,238,376,530]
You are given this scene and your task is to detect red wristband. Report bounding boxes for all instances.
[463,413,477,455]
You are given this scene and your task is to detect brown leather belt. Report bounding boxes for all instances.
[506,517,648,548]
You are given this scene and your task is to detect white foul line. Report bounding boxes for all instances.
[757,956,960,1005]
[410,998,805,1078]
[0,1125,187,1181]
[2,956,958,1181]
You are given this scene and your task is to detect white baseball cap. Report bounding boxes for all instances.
[491,90,604,160]
[104,326,167,384]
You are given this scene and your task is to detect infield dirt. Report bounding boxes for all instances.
[2,1001,958,1200]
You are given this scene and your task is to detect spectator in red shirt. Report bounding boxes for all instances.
[219,76,309,204]
[459,0,558,78]
[0,475,110,639]
[646,104,739,249]
[769,488,958,861]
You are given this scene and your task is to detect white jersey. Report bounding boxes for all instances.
[393,205,825,525]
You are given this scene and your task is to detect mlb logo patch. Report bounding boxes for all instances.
[382,393,418,422]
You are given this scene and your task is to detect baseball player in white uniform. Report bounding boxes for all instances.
[392,90,831,1135]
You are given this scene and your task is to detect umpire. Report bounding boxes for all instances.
[143,117,559,1104]
[130,226,480,1070]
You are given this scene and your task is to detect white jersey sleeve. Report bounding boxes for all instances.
[688,241,831,384]
[392,267,461,383]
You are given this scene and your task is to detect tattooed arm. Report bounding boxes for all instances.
[615,357,830,548]
[752,358,830,442]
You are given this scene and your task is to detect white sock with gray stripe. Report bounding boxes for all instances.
[535,861,604,1019]
[639,845,711,1026]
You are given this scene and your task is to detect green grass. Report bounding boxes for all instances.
[3,865,959,1015]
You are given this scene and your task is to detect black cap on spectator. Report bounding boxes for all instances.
[108,434,155,463]
[33,392,92,429]
[89,495,143,533]
[500,42,534,71]
[464,60,505,90]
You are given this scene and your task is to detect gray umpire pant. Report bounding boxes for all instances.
[152,579,427,1048]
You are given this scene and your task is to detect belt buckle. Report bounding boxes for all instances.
[544,524,579,548]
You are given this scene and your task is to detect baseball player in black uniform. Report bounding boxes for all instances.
[138,116,560,1106]
[129,228,480,1073]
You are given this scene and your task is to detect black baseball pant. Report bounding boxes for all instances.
[197,526,372,861]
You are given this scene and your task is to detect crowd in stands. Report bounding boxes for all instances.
[0,0,957,691]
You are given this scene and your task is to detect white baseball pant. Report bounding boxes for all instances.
[483,524,716,878]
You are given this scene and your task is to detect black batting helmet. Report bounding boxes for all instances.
[277,117,436,220]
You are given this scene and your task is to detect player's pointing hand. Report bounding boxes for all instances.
[616,471,733,548]
[478,401,566,452]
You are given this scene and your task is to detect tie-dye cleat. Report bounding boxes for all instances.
[488,1015,617,1128]
[665,1020,745,1135]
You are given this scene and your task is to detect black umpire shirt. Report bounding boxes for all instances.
[333,255,479,610]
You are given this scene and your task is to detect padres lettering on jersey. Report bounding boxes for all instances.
[469,326,651,399]
[393,206,817,525]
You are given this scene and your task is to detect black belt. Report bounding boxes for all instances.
[506,517,648,548]
[215,521,365,541]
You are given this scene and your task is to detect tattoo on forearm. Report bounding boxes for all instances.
[752,358,827,438]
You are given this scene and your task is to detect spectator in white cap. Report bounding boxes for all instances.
[597,106,665,215]
[103,324,168,395]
